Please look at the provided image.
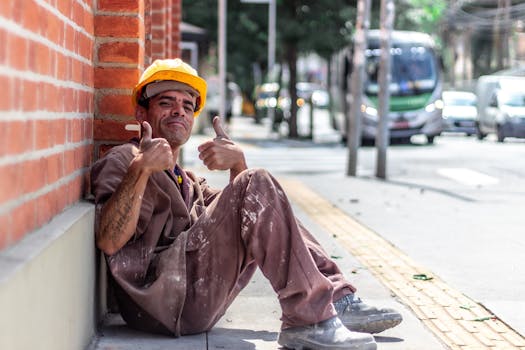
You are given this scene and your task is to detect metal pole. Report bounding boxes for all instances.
[346,0,371,176]
[267,0,276,133]
[269,0,276,70]
[376,0,395,179]
[309,99,314,139]
[218,0,227,120]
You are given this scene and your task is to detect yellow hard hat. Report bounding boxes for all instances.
[132,58,207,117]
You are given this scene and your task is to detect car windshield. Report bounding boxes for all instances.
[256,83,279,99]
[296,82,322,97]
[444,94,476,107]
[499,92,525,107]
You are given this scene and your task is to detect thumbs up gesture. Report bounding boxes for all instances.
[137,121,174,173]
[198,116,247,175]
[212,114,230,141]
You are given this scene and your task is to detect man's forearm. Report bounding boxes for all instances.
[97,161,150,255]
[229,159,248,182]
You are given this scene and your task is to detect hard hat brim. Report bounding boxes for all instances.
[132,69,207,117]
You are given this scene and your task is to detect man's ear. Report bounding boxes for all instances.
[135,105,147,122]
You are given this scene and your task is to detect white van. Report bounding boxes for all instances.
[475,75,525,142]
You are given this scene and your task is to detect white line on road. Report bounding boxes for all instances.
[437,167,499,186]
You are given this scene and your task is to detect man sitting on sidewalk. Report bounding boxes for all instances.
[90,58,402,350]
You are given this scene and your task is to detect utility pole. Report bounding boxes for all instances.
[503,0,511,67]
[346,0,371,176]
[267,0,276,133]
[494,0,511,70]
[376,0,395,179]
[268,0,276,72]
[218,0,227,120]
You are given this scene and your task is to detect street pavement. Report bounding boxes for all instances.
[90,109,525,349]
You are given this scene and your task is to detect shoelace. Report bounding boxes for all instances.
[333,294,363,314]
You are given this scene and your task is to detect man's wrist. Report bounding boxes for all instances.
[232,159,248,174]
[129,154,153,178]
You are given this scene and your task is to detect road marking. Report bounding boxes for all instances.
[437,168,499,186]
[280,178,525,350]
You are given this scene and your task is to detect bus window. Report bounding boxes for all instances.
[392,46,436,95]
[365,45,437,96]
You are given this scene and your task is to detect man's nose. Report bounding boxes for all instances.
[170,102,185,116]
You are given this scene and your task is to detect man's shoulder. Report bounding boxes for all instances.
[91,141,139,178]
[97,141,138,163]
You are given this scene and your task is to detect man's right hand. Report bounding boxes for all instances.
[137,121,174,173]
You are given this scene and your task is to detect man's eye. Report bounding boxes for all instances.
[159,102,171,107]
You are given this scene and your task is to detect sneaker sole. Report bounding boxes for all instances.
[343,313,403,334]
[278,334,377,350]
[278,339,377,350]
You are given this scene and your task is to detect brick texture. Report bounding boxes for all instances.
[0,0,182,250]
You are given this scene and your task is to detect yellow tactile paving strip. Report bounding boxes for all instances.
[280,178,525,350]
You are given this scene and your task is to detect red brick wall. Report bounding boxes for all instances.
[93,0,182,158]
[172,0,181,57]
[149,0,181,60]
[0,0,182,251]
[0,0,95,249]
[93,0,146,157]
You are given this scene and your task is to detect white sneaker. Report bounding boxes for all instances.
[278,316,377,350]
[335,294,403,334]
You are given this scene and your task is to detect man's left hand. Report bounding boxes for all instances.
[197,116,248,175]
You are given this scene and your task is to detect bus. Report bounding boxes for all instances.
[330,30,444,144]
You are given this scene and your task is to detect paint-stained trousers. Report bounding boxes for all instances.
[180,169,356,334]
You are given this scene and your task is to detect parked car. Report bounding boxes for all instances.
[442,90,478,135]
[476,75,525,142]
[253,82,329,122]
[294,82,330,109]
[253,82,281,123]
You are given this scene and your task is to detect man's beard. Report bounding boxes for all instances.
[159,124,190,147]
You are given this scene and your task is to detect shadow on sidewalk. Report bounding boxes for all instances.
[207,328,279,349]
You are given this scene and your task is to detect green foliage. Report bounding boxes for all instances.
[282,1,354,59]
[182,0,447,133]
[182,0,354,95]
[394,0,447,35]
[182,0,269,96]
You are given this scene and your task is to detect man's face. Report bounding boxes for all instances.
[141,90,197,147]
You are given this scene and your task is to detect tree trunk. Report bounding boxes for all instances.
[376,0,395,179]
[347,0,371,176]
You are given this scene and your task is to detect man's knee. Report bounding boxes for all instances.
[236,168,271,181]
[238,168,277,187]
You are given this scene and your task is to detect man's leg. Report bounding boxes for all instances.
[298,220,403,333]
[180,169,338,333]
[298,220,357,300]
[181,169,377,349]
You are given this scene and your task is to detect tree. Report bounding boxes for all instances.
[277,0,354,137]
[182,0,269,100]
[182,0,446,137]
[183,0,354,138]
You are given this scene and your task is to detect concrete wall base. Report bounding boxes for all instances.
[0,202,96,350]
